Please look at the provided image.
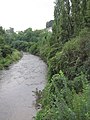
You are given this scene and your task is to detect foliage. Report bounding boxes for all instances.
[0,0,89,118]
[36,71,90,120]
[29,42,38,55]
[57,28,90,80]
[34,0,90,119]
[0,26,21,69]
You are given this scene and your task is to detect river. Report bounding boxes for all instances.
[0,53,47,120]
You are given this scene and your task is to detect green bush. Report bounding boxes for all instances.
[1,45,13,58]
[29,42,38,55]
[36,71,90,120]
[0,49,21,69]
[47,29,90,80]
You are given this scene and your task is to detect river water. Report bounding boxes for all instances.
[0,53,47,120]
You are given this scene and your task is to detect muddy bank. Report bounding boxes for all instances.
[0,53,47,120]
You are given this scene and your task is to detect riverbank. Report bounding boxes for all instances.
[0,50,22,70]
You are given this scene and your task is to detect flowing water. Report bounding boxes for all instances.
[0,53,47,120]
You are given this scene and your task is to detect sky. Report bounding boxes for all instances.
[0,0,55,31]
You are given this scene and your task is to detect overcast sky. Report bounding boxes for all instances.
[0,0,55,31]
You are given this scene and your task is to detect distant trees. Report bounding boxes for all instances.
[9,28,51,53]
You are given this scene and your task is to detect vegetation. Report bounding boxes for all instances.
[0,0,90,119]
[24,0,89,119]
[0,27,21,69]
[34,29,90,120]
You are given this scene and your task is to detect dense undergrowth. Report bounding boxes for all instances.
[29,0,90,119]
[32,28,90,120]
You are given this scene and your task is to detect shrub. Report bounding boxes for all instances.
[49,29,90,80]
